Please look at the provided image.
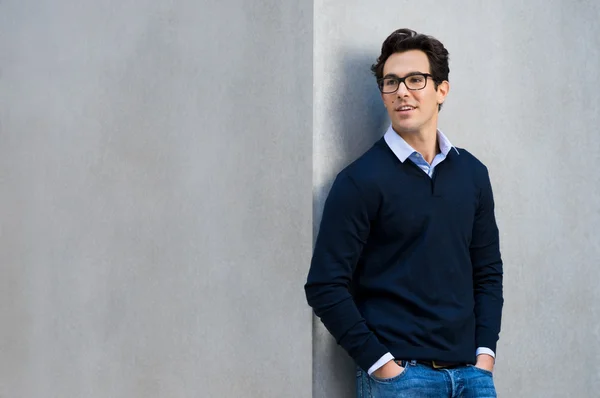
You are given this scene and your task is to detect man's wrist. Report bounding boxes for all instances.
[475,354,495,372]
[372,359,403,379]
[368,352,394,375]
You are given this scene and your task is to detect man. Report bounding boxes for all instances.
[304,29,503,397]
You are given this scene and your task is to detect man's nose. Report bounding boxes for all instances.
[396,81,410,97]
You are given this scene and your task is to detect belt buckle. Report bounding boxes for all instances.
[431,361,445,369]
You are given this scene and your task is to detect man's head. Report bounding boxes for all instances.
[371,29,450,135]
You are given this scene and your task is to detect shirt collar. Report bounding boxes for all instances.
[383,125,459,163]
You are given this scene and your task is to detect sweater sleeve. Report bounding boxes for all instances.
[471,166,504,354]
[304,172,389,372]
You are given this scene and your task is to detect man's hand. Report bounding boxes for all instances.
[475,354,494,372]
[372,360,404,379]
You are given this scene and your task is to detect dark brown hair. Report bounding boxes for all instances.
[371,28,450,88]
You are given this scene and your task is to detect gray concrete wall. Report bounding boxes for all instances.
[2,0,600,397]
[0,0,313,397]
[313,1,600,397]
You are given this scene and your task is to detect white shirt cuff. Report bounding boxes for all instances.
[476,347,496,359]
[367,352,395,375]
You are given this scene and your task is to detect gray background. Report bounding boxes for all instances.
[1,0,599,397]
[0,0,312,397]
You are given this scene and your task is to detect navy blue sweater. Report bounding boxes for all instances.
[305,138,503,372]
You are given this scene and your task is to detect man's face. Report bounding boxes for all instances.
[381,50,449,135]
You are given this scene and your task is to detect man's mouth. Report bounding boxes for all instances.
[395,105,416,112]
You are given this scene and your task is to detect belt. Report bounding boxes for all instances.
[400,360,463,369]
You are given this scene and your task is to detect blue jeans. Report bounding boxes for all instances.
[356,361,496,398]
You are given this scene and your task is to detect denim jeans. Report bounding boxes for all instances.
[356,361,496,398]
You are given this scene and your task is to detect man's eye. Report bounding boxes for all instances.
[408,76,424,84]
[385,79,398,86]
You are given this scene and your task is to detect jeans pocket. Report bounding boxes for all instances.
[467,364,494,377]
[369,364,409,384]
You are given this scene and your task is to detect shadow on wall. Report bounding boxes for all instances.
[311,49,389,398]
[337,49,389,164]
[312,48,389,235]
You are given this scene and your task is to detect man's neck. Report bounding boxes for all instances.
[393,127,440,164]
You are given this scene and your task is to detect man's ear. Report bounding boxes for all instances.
[437,80,450,105]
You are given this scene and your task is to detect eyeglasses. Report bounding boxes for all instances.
[378,73,434,94]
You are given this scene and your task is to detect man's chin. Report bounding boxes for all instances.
[392,123,419,135]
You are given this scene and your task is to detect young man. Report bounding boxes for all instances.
[305,29,503,397]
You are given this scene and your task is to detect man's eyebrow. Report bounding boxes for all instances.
[383,71,426,79]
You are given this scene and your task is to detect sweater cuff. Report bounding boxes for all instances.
[476,329,498,354]
[354,334,389,373]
